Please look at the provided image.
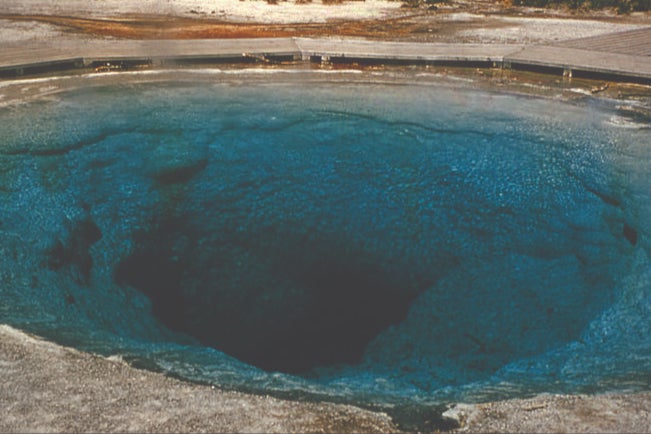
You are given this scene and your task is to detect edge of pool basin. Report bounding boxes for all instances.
[3,323,651,433]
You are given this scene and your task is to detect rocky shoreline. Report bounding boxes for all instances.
[3,324,651,432]
[0,325,397,433]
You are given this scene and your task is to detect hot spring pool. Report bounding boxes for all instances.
[1,71,650,415]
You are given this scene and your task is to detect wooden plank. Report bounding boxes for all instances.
[505,45,651,80]
[294,38,520,62]
[73,38,302,61]
[553,27,651,57]
[0,44,76,68]
[1,38,301,72]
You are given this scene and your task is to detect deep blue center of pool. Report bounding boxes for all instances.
[1,76,650,409]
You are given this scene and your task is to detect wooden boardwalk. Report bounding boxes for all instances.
[553,27,651,56]
[294,38,518,63]
[1,27,650,83]
[504,26,651,82]
[505,45,651,81]
[0,38,301,74]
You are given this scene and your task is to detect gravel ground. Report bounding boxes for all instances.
[2,324,651,433]
[0,0,403,24]
[455,392,651,432]
[0,0,648,42]
[453,15,646,43]
[0,325,397,433]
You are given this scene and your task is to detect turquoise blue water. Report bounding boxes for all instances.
[1,75,650,410]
